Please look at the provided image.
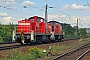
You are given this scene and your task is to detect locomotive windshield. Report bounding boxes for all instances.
[55,22,58,25]
[48,21,60,25]
[28,17,34,20]
[38,17,43,22]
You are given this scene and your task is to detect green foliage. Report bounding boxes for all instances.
[0,24,14,42]
[61,23,75,37]
[78,28,87,36]
[0,36,4,42]
[29,47,45,59]
[2,47,45,60]
[61,23,88,38]
[51,45,70,54]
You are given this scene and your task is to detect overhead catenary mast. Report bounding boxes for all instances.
[45,4,53,21]
[76,18,78,36]
[45,4,48,21]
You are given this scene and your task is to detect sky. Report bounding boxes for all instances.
[0,0,90,28]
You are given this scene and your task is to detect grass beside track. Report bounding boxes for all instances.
[40,37,90,59]
[51,38,90,55]
[1,37,90,60]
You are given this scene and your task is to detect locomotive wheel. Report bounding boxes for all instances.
[30,43,34,45]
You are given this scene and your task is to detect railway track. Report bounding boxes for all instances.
[76,48,90,60]
[0,37,81,50]
[0,42,16,44]
[52,43,90,60]
[0,42,21,50]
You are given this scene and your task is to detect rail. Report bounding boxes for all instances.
[76,48,90,60]
[52,43,90,60]
[0,42,21,50]
[0,42,16,44]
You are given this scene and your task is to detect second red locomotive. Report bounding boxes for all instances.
[14,16,63,44]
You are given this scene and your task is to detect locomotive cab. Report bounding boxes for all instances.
[48,21,64,41]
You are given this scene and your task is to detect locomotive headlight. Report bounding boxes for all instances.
[27,35,30,39]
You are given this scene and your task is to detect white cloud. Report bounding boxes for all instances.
[79,16,90,28]
[22,0,35,7]
[0,12,90,28]
[47,14,90,28]
[7,6,19,10]
[1,16,17,24]
[48,14,59,20]
[0,0,17,4]
[48,14,68,23]
[0,12,18,24]
[65,16,90,28]
[0,12,9,17]
[61,3,89,10]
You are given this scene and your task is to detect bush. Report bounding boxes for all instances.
[0,36,4,42]
[29,47,45,59]
[2,47,45,60]
[3,35,12,42]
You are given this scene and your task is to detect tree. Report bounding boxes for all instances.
[61,23,75,37]
[0,24,14,42]
[78,28,87,37]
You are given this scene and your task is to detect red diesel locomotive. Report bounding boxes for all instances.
[14,16,63,44]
